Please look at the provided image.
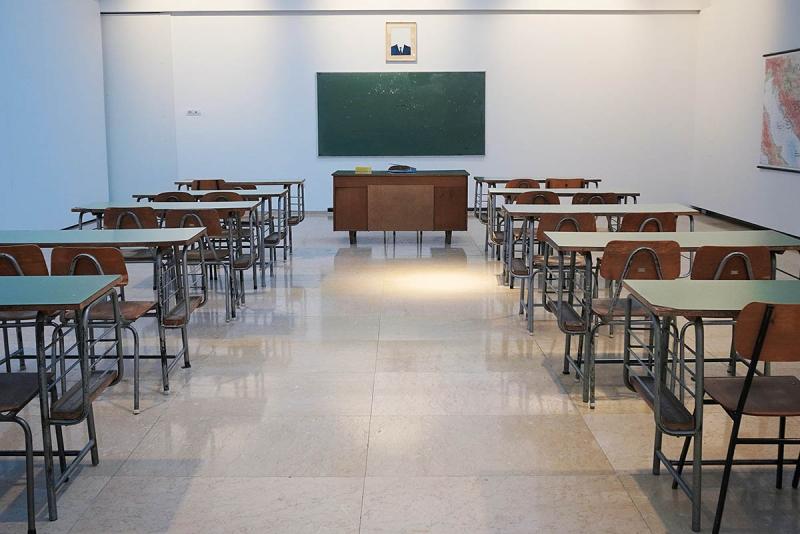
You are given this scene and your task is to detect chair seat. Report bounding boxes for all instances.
[704,376,800,417]
[0,311,39,321]
[65,301,156,322]
[187,248,230,262]
[233,254,255,269]
[163,296,203,327]
[288,215,302,225]
[591,298,649,318]
[51,370,117,420]
[531,255,587,268]
[0,373,41,413]
[264,232,286,246]
[121,248,156,262]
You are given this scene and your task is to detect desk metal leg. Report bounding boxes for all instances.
[35,313,58,521]
[582,251,594,406]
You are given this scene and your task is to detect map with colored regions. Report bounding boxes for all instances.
[761,49,800,171]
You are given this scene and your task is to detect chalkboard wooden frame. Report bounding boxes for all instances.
[317,71,486,157]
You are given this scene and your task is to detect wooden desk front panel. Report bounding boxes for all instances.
[333,173,467,232]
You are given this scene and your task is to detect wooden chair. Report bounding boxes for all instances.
[580,241,682,405]
[51,247,157,414]
[190,179,226,190]
[102,207,160,264]
[502,191,561,285]
[199,191,258,289]
[512,213,597,333]
[571,192,620,205]
[678,246,773,381]
[701,302,800,533]
[164,209,235,321]
[620,212,678,232]
[153,191,196,202]
[546,178,587,189]
[0,245,50,534]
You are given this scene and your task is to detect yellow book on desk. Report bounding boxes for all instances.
[354,166,372,174]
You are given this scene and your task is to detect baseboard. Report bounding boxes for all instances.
[691,206,799,239]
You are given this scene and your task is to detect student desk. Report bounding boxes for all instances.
[332,170,468,244]
[72,201,267,284]
[175,179,306,239]
[500,203,699,284]
[0,229,208,407]
[472,176,603,222]
[485,188,641,253]
[542,230,800,407]
[621,279,800,533]
[133,187,292,258]
[0,275,121,522]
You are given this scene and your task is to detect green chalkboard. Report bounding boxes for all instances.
[317,72,485,156]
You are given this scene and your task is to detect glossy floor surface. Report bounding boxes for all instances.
[1,214,799,533]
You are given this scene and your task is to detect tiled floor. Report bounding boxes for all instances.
[0,213,799,533]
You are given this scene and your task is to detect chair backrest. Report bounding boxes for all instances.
[619,212,678,232]
[545,178,586,189]
[734,302,800,362]
[103,207,158,230]
[536,213,597,240]
[515,191,560,205]
[190,179,226,190]
[691,246,772,281]
[199,191,244,203]
[231,184,257,190]
[153,191,196,202]
[164,209,224,238]
[0,245,48,276]
[505,179,540,189]
[51,247,129,286]
[599,240,681,282]
[571,192,620,205]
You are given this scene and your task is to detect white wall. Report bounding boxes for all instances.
[0,0,108,230]
[100,11,698,210]
[102,14,178,201]
[689,0,800,235]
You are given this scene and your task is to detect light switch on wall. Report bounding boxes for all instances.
[186,110,201,116]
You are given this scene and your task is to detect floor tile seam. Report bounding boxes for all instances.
[358,307,382,534]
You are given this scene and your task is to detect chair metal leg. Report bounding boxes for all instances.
[777,416,786,489]
[181,325,191,368]
[158,322,169,393]
[793,450,800,488]
[86,404,100,466]
[13,417,36,534]
[518,278,525,315]
[672,436,692,489]
[128,325,140,414]
[713,414,742,534]
[2,325,10,372]
[16,325,26,370]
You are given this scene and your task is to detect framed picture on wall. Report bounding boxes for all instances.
[758,47,800,174]
[386,22,417,62]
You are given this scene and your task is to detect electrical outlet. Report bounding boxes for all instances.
[186,110,201,116]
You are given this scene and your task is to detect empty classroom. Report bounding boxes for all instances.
[1,1,800,533]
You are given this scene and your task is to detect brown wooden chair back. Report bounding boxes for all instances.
[153,192,195,202]
[231,184,257,190]
[505,179,540,189]
[103,207,158,230]
[734,302,800,362]
[51,247,129,286]
[199,191,243,202]
[164,209,224,239]
[515,191,560,205]
[691,246,772,281]
[545,178,586,189]
[536,213,597,240]
[190,179,226,190]
[599,240,681,281]
[571,192,620,205]
[619,212,678,232]
[0,245,48,276]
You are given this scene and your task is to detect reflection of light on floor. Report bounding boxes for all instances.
[385,269,494,296]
